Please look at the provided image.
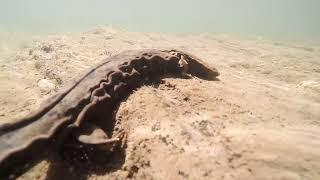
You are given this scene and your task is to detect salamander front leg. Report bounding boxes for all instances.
[74,123,121,148]
[61,123,126,169]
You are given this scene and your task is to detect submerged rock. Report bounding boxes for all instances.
[37,79,56,94]
[41,44,54,53]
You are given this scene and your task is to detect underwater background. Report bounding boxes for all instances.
[1,0,319,51]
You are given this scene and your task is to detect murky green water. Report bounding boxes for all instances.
[1,0,320,51]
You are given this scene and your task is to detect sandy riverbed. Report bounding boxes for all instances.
[0,27,320,180]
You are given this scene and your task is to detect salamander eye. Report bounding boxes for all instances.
[170,51,178,56]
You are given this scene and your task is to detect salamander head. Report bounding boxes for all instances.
[172,50,220,80]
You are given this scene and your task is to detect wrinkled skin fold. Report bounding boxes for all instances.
[0,49,219,175]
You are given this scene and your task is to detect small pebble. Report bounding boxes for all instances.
[37,79,56,94]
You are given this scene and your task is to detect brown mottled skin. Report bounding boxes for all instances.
[0,49,219,174]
